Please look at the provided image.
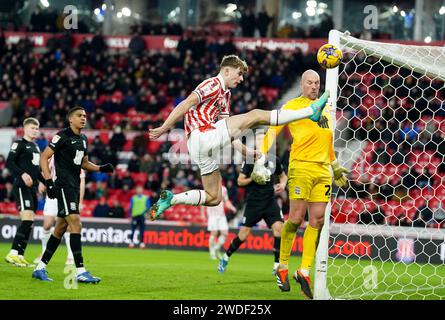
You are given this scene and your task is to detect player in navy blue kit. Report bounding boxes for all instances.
[5,117,45,267]
[32,107,114,283]
[218,151,287,275]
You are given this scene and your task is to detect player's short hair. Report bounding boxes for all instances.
[68,106,86,118]
[220,55,248,74]
[23,117,40,127]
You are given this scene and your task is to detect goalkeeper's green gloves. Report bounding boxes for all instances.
[331,160,349,187]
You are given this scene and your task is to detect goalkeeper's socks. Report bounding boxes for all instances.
[279,220,299,265]
[270,108,313,126]
[171,190,206,206]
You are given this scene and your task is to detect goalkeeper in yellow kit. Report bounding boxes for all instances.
[260,70,348,299]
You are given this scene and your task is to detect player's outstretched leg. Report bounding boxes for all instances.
[149,190,174,221]
[150,188,209,221]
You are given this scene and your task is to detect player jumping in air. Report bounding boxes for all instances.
[148,55,330,221]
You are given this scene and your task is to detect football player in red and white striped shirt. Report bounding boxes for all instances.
[148,55,330,220]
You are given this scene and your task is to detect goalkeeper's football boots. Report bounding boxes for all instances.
[76,271,101,284]
[5,253,26,267]
[217,257,229,273]
[294,269,314,299]
[32,269,53,282]
[275,268,290,292]
[309,90,330,122]
[149,190,173,221]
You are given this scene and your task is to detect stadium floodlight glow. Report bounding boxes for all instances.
[400,10,406,17]
[318,2,328,9]
[292,11,302,19]
[122,7,131,17]
[307,0,317,8]
[40,0,49,8]
[102,3,106,10]
[224,3,237,14]
[94,8,100,15]
[117,11,123,18]
[392,5,398,13]
[440,6,445,15]
[424,36,432,43]
[317,8,324,14]
[306,6,316,16]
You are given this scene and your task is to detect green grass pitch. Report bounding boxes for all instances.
[1,243,443,300]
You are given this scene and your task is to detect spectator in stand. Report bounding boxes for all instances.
[240,8,256,37]
[128,154,141,173]
[140,154,153,174]
[108,171,123,190]
[95,181,108,199]
[133,131,149,157]
[83,182,96,200]
[109,126,126,152]
[109,200,126,218]
[93,197,110,218]
[121,171,135,190]
[256,7,272,37]
[35,132,48,152]
[128,186,150,248]
[91,30,107,54]
[129,29,146,56]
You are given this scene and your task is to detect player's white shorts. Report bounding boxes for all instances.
[207,203,229,231]
[207,214,229,232]
[43,198,58,217]
[187,119,231,175]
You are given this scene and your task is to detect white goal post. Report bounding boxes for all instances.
[314,30,445,300]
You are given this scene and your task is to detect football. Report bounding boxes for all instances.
[317,44,343,69]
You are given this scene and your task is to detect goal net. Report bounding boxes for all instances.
[314,30,445,300]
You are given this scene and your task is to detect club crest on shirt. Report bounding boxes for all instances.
[51,135,61,144]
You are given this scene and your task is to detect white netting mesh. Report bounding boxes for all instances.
[325,33,445,300]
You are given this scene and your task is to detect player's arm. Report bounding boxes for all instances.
[237,172,252,187]
[223,196,237,213]
[232,139,261,160]
[79,170,85,210]
[329,141,349,187]
[40,146,57,198]
[274,171,288,194]
[149,93,199,140]
[40,147,54,180]
[81,155,114,173]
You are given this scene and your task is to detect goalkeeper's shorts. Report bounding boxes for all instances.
[287,160,332,202]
